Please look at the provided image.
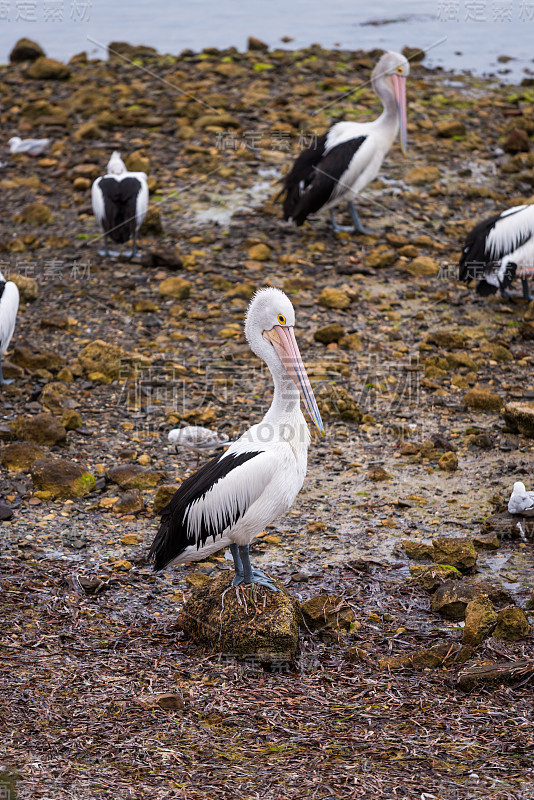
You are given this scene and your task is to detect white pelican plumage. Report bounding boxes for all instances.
[0,271,19,385]
[459,204,534,300]
[281,50,409,234]
[91,151,149,259]
[149,288,324,592]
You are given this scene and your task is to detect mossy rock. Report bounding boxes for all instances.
[10,413,67,445]
[0,442,45,471]
[299,593,355,642]
[30,457,95,499]
[501,402,534,437]
[432,537,477,572]
[178,571,299,665]
[107,464,166,490]
[494,608,531,641]
[153,484,180,514]
[314,323,345,344]
[379,642,474,671]
[463,388,503,412]
[462,595,497,646]
[78,339,150,380]
[409,564,462,592]
[316,383,361,423]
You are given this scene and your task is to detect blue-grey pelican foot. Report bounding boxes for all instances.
[329,209,355,234]
[231,544,279,592]
[347,201,374,235]
[0,362,13,386]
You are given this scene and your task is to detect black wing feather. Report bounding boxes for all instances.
[289,136,367,226]
[148,451,261,570]
[281,133,328,220]
[99,177,142,244]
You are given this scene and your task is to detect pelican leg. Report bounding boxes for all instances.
[522,278,532,301]
[230,543,244,585]
[233,544,279,592]
[123,231,138,260]
[0,358,14,386]
[329,209,354,234]
[98,234,119,259]
[347,201,374,235]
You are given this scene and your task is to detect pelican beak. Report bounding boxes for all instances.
[391,73,407,156]
[263,325,325,435]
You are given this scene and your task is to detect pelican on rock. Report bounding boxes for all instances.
[459,204,534,300]
[149,288,324,592]
[280,50,409,234]
[91,151,148,259]
[0,271,19,385]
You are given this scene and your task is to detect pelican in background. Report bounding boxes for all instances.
[0,271,19,385]
[459,204,534,300]
[91,151,149,259]
[280,50,409,234]
[149,288,324,592]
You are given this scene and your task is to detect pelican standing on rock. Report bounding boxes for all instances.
[91,151,149,259]
[149,288,324,592]
[0,271,19,385]
[280,50,409,234]
[459,204,534,300]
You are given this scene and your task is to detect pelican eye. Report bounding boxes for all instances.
[277,314,286,325]
[396,66,403,74]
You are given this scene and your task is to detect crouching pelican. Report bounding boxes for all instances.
[91,151,149,259]
[280,50,409,234]
[0,271,19,385]
[149,288,324,592]
[459,204,534,300]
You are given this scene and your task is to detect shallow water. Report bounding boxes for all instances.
[0,0,532,82]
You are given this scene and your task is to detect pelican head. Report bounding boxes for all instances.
[107,151,127,175]
[372,51,409,156]
[245,287,324,435]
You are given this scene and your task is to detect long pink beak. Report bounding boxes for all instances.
[391,73,407,156]
[263,325,325,435]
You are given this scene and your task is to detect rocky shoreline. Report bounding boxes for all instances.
[1,37,534,800]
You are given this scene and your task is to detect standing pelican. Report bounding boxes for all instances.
[91,151,149,259]
[459,204,534,300]
[149,288,324,592]
[0,271,19,385]
[280,50,409,234]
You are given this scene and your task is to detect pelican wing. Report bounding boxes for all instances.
[281,133,327,220]
[0,281,19,356]
[149,448,277,569]
[459,205,533,284]
[289,135,367,225]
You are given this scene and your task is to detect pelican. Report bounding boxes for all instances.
[459,204,534,300]
[149,288,324,592]
[508,481,534,516]
[0,271,19,385]
[280,50,409,234]
[91,151,149,259]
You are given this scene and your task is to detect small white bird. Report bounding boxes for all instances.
[8,136,51,156]
[280,50,409,234]
[168,426,232,460]
[508,482,534,516]
[460,204,534,300]
[91,151,149,259]
[0,271,20,385]
[150,288,324,592]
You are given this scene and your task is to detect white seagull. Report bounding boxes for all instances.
[280,50,409,234]
[0,271,20,385]
[508,481,534,516]
[8,136,51,156]
[149,288,324,592]
[91,151,149,259]
[168,425,232,465]
[459,204,534,300]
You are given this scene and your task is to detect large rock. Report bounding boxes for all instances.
[178,571,299,666]
[431,581,513,620]
[300,594,356,641]
[432,537,477,572]
[158,277,191,300]
[8,274,38,302]
[78,340,150,380]
[314,323,345,344]
[11,344,64,371]
[10,413,67,445]
[318,287,351,309]
[494,608,531,640]
[0,442,45,471]
[153,484,180,514]
[15,203,53,225]
[463,387,503,412]
[317,384,361,423]
[378,642,474,671]
[462,595,497,646]
[10,38,45,62]
[409,564,462,592]
[27,57,70,80]
[113,489,145,515]
[107,464,165,490]
[501,402,534,437]
[31,457,95,499]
